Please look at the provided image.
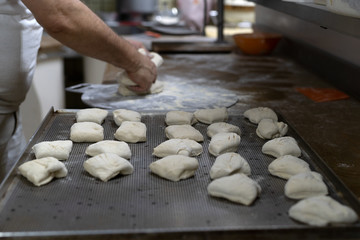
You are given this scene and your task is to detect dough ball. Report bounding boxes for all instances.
[153,139,203,158]
[289,196,358,227]
[244,107,278,124]
[18,157,68,187]
[165,125,204,142]
[32,140,73,160]
[113,109,141,126]
[149,155,199,182]
[207,122,241,138]
[76,108,108,124]
[268,155,311,180]
[165,111,197,125]
[207,173,261,206]
[208,132,241,157]
[262,136,301,158]
[85,140,131,159]
[118,80,164,96]
[256,118,288,139]
[83,153,134,182]
[285,171,328,200]
[210,152,251,179]
[114,121,147,143]
[70,122,104,143]
[194,108,228,124]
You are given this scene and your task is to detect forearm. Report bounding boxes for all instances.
[21,0,141,72]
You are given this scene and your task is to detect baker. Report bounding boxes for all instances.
[0,0,157,176]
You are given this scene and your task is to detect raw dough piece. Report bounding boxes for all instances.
[289,196,358,227]
[194,108,228,124]
[210,153,251,179]
[18,157,68,187]
[114,121,147,143]
[268,155,311,180]
[32,140,73,160]
[256,118,288,139]
[85,140,131,159]
[208,132,241,157]
[165,111,197,125]
[84,153,134,182]
[76,108,108,124]
[149,155,199,182]
[118,80,164,96]
[285,171,328,200]
[153,139,203,158]
[70,122,104,143]
[165,125,204,142]
[262,136,301,158]
[207,173,261,205]
[113,109,141,126]
[244,107,278,124]
[207,122,241,138]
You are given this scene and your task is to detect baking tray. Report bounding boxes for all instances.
[0,108,359,240]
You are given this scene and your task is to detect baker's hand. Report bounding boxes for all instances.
[126,54,157,94]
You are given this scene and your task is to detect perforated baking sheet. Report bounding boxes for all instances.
[0,109,359,239]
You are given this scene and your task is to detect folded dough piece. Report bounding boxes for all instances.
[194,108,228,124]
[256,118,288,139]
[113,109,141,126]
[70,122,104,143]
[153,139,203,158]
[207,122,241,138]
[165,125,204,142]
[209,132,241,157]
[149,155,199,182]
[207,173,261,205]
[114,121,147,143]
[76,108,108,124]
[210,152,251,179]
[268,155,311,179]
[83,153,134,182]
[18,157,68,186]
[32,140,73,160]
[285,171,328,200]
[289,196,358,227]
[262,136,301,158]
[165,111,197,125]
[85,140,131,159]
[244,107,278,124]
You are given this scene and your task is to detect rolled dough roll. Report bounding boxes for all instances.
[85,140,131,159]
[289,196,358,227]
[114,121,147,143]
[153,139,203,158]
[262,136,301,158]
[256,118,288,139]
[32,140,73,160]
[70,122,104,143]
[18,157,68,186]
[207,173,261,205]
[210,152,251,179]
[165,111,197,125]
[268,155,311,179]
[285,171,328,200]
[149,155,199,182]
[165,125,204,142]
[207,122,241,138]
[208,132,241,157]
[194,108,228,124]
[83,153,134,182]
[113,109,141,126]
[76,108,108,124]
[244,107,278,124]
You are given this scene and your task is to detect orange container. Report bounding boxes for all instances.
[233,32,282,55]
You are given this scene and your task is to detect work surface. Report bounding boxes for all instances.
[157,53,360,199]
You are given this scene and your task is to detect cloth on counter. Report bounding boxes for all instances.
[296,87,350,103]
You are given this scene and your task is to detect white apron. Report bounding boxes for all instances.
[0,0,43,177]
